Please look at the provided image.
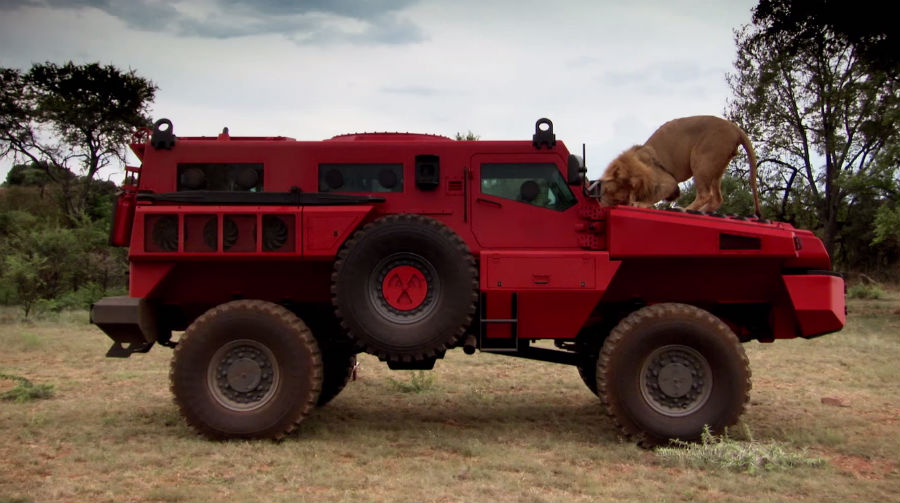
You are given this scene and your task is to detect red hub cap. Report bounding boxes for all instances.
[381,265,428,311]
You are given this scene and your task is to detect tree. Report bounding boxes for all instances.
[752,0,899,79]
[0,62,156,221]
[455,130,480,141]
[725,11,899,269]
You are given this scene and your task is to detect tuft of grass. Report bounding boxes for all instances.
[656,425,826,474]
[387,370,437,393]
[847,282,887,300]
[17,332,42,350]
[0,373,55,403]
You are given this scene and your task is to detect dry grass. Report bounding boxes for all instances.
[0,296,897,502]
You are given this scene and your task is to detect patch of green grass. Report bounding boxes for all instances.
[0,373,55,403]
[17,332,42,350]
[847,282,887,299]
[656,425,826,474]
[387,370,437,393]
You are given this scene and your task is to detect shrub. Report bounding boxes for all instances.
[0,373,55,402]
[847,282,887,300]
[388,371,437,393]
[655,425,825,474]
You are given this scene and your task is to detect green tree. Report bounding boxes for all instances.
[455,130,480,141]
[725,8,899,269]
[752,0,898,79]
[0,62,156,221]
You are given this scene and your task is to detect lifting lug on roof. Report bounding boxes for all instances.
[533,117,556,149]
[150,118,176,150]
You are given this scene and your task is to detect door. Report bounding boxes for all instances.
[470,154,580,249]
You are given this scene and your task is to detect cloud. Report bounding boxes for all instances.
[1,0,425,45]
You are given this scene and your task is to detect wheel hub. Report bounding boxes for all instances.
[640,345,712,417]
[381,265,428,310]
[370,252,438,323]
[208,340,279,411]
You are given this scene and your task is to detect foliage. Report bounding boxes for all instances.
[752,0,898,78]
[388,370,437,393]
[0,191,128,316]
[656,425,826,474]
[674,175,759,216]
[0,62,156,221]
[726,11,899,273]
[846,282,887,300]
[0,373,55,403]
[455,130,480,141]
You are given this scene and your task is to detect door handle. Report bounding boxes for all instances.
[476,197,502,208]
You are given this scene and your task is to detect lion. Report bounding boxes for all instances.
[599,115,761,217]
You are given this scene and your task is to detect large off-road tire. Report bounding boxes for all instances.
[577,357,599,396]
[597,303,751,446]
[331,214,478,362]
[317,344,357,406]
[170,300,323,440]
[297,308,358,407]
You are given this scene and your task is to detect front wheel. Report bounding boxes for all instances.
[170,300,323,440]
[597,303,751,446]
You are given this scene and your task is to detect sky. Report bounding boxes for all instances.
[0,0,758,182]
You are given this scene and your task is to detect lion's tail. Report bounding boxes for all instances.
[737,127,762,218]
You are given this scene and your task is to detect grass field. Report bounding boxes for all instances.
[0,295,898,502]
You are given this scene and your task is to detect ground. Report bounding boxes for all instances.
[0,295,897,502]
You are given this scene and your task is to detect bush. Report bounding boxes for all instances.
[655,425,825,474]
[0,373,55,402]
[847,282,887,300]
[389,371,437,393]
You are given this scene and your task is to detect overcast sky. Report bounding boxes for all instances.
[0,0,757,181]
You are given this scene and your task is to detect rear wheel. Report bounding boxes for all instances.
[576,355,599,396]
[170,300,322,440]
[317,345,357,406]
[597,303,751,446]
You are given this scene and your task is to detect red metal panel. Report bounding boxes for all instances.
[302,206,375,258]
[480,251,620,340]
[517,291,605,339]
[607,206,797,258]
[783,229,832,270]
[129,262,175,298]
[782,274,846,338]
[480,250,620,291]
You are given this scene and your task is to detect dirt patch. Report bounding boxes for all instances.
[828,453,900,480]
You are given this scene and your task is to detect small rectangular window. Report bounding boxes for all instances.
[177,163,263,192]
[319,163,403,193]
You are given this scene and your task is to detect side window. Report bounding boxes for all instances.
[319,163,403,193]
[481,163,577,211]
[177,163,263,192]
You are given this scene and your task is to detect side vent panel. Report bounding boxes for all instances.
[224,215,256,253]
[145,214,178,252]
[263,215,295,252]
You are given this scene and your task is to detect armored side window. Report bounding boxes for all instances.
[319,163,403,193]
[177,163,264,192]
[481,163,577,211]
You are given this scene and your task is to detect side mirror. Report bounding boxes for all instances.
[567,154,586,185]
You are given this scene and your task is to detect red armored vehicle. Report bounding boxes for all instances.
[91,118,845,445]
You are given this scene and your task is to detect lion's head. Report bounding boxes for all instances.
[599,145,651,206]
